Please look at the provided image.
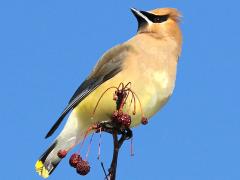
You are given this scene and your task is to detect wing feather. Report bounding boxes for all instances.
[45,45,132,138]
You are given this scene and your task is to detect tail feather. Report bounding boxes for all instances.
[35,111,88,178]
[35,141,60,178]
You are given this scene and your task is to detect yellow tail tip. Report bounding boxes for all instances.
[35,160,49,179]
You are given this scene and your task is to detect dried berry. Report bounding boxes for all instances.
[141,117,148,125]
[76,160,90,176]
[112,111,131,128]
[113,94,118,101]
[69,153,82,168]
[119,113,131,128]
[57,149,67,159]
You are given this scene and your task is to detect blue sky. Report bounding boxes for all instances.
[0,0,239,180]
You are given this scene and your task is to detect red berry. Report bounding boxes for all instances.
[76,160,90,176]
[141,117,148,125]
[69,153,82,168]
[112,111,121,123]
[119,113,131,128]
[57,149,67,159]
[112,111,131,128]
[113,94,118,101]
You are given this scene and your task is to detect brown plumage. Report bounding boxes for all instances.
[35,7,183,178]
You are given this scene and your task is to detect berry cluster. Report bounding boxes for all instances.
[112,111,131,128]
[55,83,149,178]
[93,82,149,129]
[57,151,90,176]
[69,154,90,176]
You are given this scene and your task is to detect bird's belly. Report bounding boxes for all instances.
[73,69,176,127]
[130,76,174,126]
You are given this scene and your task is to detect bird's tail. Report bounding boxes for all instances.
[35,112,87,178]
[35,140,61,178]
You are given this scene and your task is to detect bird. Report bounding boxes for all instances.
[35,7,182,178]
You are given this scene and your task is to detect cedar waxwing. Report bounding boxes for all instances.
[35,7,182,178]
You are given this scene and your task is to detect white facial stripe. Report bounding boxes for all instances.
[131,8,152,24]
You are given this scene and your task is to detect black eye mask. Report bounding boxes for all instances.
[140,11,169,23]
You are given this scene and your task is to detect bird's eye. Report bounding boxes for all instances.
[153,15,169,23]
[154,17,161,22]
[140,11,169,23]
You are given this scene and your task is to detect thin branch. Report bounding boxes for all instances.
[101,162,108,180]
[108,129,119,180]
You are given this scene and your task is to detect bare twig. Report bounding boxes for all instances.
[101,162,108,180]
[108,129,119,180]
[96,121,132,180]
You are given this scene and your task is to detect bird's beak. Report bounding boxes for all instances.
[130,8,143,18]
[130,8,151,30]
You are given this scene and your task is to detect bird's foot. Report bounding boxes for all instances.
[93,121,132,140]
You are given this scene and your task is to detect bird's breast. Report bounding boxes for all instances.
[74,47,178,128]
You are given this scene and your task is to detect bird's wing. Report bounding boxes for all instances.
[45,44,133,138]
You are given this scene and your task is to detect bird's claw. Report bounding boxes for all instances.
[94,121,132,140]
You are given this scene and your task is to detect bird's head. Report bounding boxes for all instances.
[131,8,182,41]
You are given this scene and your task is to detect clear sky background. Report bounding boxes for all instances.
[0,0,239,180]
